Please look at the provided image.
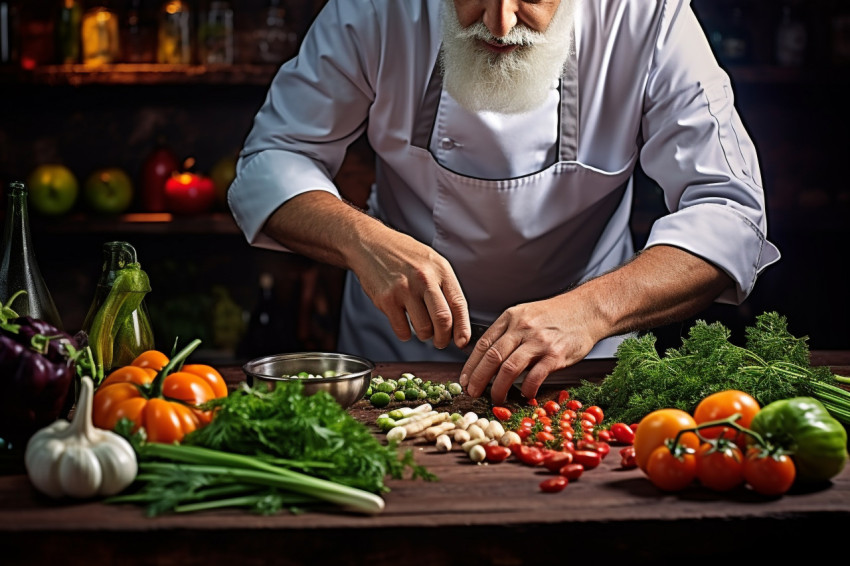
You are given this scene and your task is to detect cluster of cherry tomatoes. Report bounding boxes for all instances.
[632,390,796,496]
[489,390,638,493]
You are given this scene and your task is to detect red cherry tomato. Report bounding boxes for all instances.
[492,406,512,421]
[543,451,574,472]
[567,399,583,411]
[543,400,561,416]
[559,463,584,480]
[610,422,636,445]
[539,476,568,493]
[696,442,745,492]
[558,390,570,404]
[619,446,637,469]
[572,449,601,470]
[743,448,796,496]
[516,445,546,467]
[484,444,512,463]
[645,445,697,492]
[584,405,604,423]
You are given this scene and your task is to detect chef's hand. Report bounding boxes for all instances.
[351,229,472,350]
[459,297,597,403]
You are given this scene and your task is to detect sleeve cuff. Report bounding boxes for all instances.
[227,149,341,250]
[645,203,781,304]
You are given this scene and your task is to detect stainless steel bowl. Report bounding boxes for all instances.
[242,352,374,409]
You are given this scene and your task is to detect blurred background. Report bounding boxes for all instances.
[0,0,847,364]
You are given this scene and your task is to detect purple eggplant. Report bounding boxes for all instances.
[0,316,82,448]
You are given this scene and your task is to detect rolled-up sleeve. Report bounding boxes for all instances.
[227,0,380,250]
[639,1,780,303]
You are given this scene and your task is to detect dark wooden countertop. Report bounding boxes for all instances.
[3,353,850,565]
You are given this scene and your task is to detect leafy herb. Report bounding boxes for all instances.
[570,312,850,426]
[109,381,436,517]
[185,381,436,491]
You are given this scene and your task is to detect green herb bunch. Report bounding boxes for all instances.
[570,312,849,426]
[184,381,433,493]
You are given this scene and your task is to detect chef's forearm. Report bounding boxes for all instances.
[261,190,388,271]
[565,245,733,343]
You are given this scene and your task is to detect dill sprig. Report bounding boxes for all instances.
[569,312,850,426]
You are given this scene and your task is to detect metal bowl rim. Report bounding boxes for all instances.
[242,351,375,381]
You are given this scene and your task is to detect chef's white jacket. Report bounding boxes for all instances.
[228,0,780,362]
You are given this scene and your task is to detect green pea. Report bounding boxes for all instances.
[394,390,406,401]
[377,381,396,393]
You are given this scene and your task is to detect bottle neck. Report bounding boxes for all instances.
[2,183,34,255]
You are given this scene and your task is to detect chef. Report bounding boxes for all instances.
[227,0,780,403]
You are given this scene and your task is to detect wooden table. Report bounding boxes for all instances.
[3,353,850,565]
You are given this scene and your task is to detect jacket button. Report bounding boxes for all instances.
[439,137,455,150]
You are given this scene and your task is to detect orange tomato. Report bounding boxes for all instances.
[633,409,700,473]
[693,390,760,440]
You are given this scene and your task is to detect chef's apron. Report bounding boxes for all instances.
[338,46,637,362]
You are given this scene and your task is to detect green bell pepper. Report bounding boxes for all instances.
[750,397,848,483]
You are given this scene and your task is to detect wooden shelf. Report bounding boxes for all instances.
[30,212,242,235]
[0,64,281,87]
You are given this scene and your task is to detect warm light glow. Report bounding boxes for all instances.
[123,213,174,223]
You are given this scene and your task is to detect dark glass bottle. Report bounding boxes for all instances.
[81,241,155,370]
[237,272,285,363]
[0,181,63,329]
[0,0,19,66]
[254,0,297,64]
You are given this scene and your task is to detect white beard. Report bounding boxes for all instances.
[439,0,576,115]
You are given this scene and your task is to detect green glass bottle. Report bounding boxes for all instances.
[0,181,63,329]
[81,241,155,374]
[56,0,82,64]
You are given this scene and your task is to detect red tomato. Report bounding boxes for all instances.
[694,390,761,441]
[566,399,583,411]
[696,441,744,492]
[633,409,700,473]
[743,448,796,496]
[572,449,601,470]
[597,429,612,443]
[584,405,604,423]
[516,445,546,467]
[484,444,512,463]
[543,400,561,416]
[558,390,570,404]
[610,422,636,445]
[559,463,584,480]
[645,445,697,491]
[543,451,574,472]
[492,406,512,421]
[619,446,637,469]
[539,476,568,493]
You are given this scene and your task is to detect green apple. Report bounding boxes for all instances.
[26,164,79,216]
[83,167,134,215]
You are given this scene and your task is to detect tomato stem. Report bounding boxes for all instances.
[667,413,767,451]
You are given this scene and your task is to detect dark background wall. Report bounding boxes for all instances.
[0,0,847,363]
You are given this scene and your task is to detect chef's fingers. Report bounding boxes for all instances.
[487,344,549,404]
[386,307,414,342]
[422,290,455,349]
[462,328,520,398]
[405,299,434,342]
[441,279,470,350]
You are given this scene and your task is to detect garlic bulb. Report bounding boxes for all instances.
[25,376,138,499]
